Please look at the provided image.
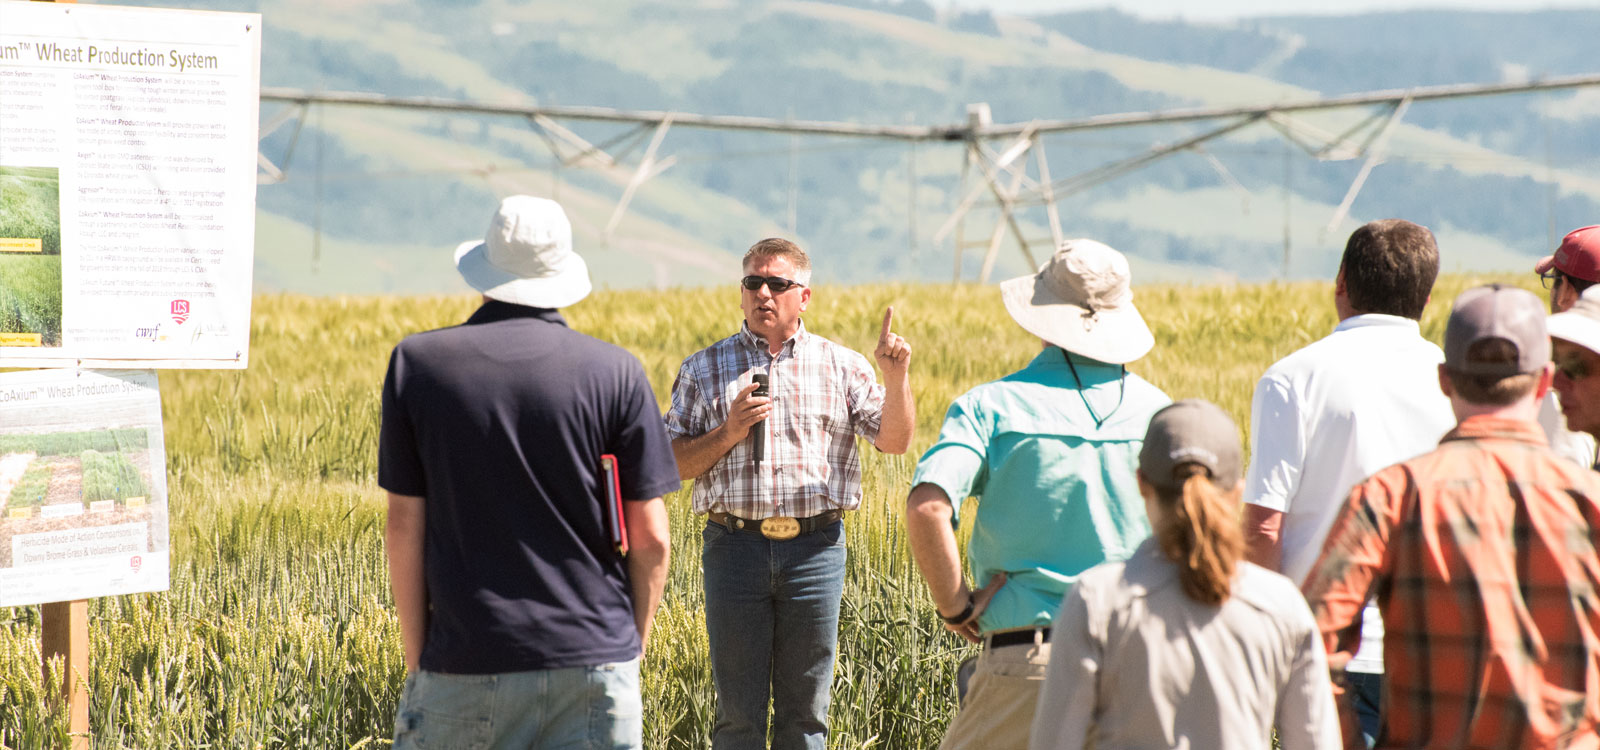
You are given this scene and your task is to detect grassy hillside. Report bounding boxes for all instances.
[0,274,1536,747]
[94,0,1598,292]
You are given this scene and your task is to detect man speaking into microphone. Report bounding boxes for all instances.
[667,237,914,750]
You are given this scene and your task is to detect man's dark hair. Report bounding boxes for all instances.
[1339,219,1440,320]
[1561,270,1598,296]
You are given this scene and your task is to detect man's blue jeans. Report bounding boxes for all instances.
[391,659,642,749]
[1348,670,1382,748]
[702,519,847,750]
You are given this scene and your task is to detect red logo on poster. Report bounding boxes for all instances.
[171,300,190,324]
[129,555,143,573]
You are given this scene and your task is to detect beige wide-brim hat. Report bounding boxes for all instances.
[999,239,1153,364]
[455,195,592,308]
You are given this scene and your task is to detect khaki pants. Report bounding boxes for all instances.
[939,635,1052,750]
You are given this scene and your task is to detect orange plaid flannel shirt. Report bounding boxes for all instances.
[1302,415,1600,750]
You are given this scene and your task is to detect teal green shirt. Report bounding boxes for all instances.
[911,348,1171,632]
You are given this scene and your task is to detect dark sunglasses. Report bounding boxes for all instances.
[741,275,805,293]
[1556,354,1592,382]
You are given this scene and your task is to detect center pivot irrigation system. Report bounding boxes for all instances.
[259,72,1600,283]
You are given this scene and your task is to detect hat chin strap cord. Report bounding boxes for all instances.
[1062,349,1126,430]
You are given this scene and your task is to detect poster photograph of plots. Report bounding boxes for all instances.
[0,165,63,348]
[0,2,261,369]
[0,368,168,607]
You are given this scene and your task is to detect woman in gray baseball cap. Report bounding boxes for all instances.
[1029,400,1340,750]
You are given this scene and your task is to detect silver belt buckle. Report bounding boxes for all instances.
[760,516,800,540]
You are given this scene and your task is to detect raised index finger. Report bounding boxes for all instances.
[879,306,894,341]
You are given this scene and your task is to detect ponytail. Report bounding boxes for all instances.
[1154,465,1244,606]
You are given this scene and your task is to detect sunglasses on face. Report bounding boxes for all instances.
[741,275,805,293]
[1541,269,1565,290]
[1557,354,1592,382]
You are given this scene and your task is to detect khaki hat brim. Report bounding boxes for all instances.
[1000,273,1153,364]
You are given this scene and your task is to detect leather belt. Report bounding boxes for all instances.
[986,627,1051,650]
[708,509,842,541]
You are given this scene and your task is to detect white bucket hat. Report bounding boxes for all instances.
[999,239,1153,364]
[1548,285,1600,355]
[454,195,592,308]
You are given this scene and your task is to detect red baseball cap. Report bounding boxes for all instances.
[1535,225,1600,283]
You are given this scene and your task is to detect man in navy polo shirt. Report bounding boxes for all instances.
[380,195,681,750]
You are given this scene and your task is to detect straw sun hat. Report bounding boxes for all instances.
[999,239,1153,364]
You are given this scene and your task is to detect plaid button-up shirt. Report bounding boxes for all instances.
[1302,415,1600,750]
[665,320,884,518]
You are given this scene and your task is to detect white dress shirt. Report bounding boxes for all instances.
[1029,540,1340,750]
[1244,313,1455,674]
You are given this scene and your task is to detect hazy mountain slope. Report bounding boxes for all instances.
[96,0,1600,291]
[1033,9,1600,165]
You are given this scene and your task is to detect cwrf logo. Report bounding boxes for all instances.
[170,300,191,324]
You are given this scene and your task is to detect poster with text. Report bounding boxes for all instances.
[0,3,260,369]
[0,369,169,607]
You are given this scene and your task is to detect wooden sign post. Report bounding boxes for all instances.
[38,8,89,748]
[41,599,89,748]
[40,17,88,749]
[29,0,88,738]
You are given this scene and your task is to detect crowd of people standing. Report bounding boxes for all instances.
[377,194,1600,749]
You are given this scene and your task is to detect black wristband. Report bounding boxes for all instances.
[939,594,975,625]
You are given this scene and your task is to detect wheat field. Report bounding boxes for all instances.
[0,273,1531,748]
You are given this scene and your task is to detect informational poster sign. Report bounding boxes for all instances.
[0,369,169,607]
[0,3,260,369]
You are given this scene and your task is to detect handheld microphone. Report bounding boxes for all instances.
[751,373,769,465]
